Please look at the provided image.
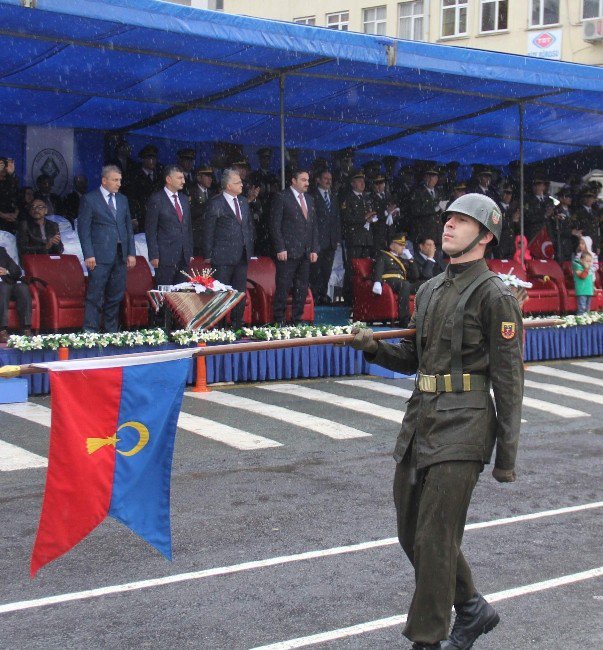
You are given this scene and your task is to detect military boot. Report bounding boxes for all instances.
[411,644,441,650]
[441,592,499,649]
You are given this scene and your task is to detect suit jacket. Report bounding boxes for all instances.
[413,250,447,284]
[0,245,24,284]
[311,189,341,250]
[202,193,254,265]
[125,167,162,228]
[270,188,319,259]
[145,189,193,266]
[77,189,135,264]
[17,218,64,256]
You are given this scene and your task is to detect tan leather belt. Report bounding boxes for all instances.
[417,372,488,393]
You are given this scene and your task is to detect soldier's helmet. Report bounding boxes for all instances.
[442,193,502,245]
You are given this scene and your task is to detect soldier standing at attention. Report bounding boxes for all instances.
[351,194,524,650]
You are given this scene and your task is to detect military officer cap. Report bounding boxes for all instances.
[372,175,386,184]
[477,166,493,176]
[177,148,196,160]
[580,187,597,198]
[336,147,355,160]
[442,193,502,249]
[532,176,547,184]
[423,167,440,176]
[195,165,213,176]
[350,169,365,181]
[231,158,250,168]
[454,182,467,191]
[257,147,272,157]
[139,144,158,159]
[390,233,407,246]
[555,186,571,198]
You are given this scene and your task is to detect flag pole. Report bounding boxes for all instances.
[0,318,565,378]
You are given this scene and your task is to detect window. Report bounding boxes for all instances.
[326,11,350,30]
[398,1,424,40]
[363,6,387,35]
[480,0,508,32]
[584,0,603,18]
[294,16,316,25]
[441,0,468,37]
[529,0,560,27]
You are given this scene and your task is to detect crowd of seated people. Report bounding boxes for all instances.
[0,146,601,337]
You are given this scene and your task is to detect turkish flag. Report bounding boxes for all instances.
[528,227,555,260]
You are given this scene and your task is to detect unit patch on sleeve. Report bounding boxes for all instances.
[501,322,516,339]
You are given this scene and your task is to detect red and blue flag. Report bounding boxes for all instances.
[30,352,191,576]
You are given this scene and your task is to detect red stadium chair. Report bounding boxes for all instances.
[351,258,415,324]
[7,283,41,333]
[121,256,154,329]
[486,259,560,314]
[526,259,568,313]
[246,256,314,324]
[22,254,86,331]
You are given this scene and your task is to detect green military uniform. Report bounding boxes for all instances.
[372,246,419,327]
[365,257,524,644]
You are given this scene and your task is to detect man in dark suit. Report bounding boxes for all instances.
[202,168,255,329]
[271,170,319,324]
[190,165,215,256]
[146,165,194,288]
[63,175,88,226]
[467,167,501,205]
[310,169,341,305]
[78,165,136,333]
[177,148,197,195]
[0,245,32,342]
[412,236,447,289]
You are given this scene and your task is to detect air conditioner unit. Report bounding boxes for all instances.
[582,18,603,42]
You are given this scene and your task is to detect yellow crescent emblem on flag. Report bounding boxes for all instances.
[86,421,150,456]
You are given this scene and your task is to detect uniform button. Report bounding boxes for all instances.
[445,280,451,287]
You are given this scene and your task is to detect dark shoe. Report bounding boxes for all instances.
[0,329,8,344]
[441,593,499,650]
[412,643,441,649]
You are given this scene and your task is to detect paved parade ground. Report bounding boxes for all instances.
[0,358,602,649]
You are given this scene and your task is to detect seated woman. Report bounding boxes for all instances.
[17,199,64,256]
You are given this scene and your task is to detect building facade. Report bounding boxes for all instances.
[193,0,603,66]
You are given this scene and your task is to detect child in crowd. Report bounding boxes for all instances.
[572,249,595,314]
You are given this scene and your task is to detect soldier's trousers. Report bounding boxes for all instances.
[393,446,482,644]
[384,278,411,327]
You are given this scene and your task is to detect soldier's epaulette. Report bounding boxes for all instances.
[341,202,346,209]
[488,274,513,297]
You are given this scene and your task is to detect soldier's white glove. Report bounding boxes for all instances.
[402,249,413,260]
[350,327,378,354]
[385,214,394,226]
[372,281,382,295]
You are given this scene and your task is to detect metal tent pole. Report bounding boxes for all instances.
[519,103,525,267]
[279,75,286,190]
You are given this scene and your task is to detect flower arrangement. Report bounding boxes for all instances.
[495,271,533,289]
[524,311,603,328]
[7,329,170,351]
[170,329,237,346]
[240,323,360,341]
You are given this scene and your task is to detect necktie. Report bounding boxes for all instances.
[172,194,183,222]
[324,191,331,210]
[108,193,117,218]
[234,197,242,223]
[299,193,308,219]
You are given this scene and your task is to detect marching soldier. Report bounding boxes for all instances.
[351,193,524,650]
[372,233,418,327]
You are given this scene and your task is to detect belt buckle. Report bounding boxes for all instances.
[419,374,437,393]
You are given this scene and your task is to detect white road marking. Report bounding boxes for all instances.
[521,395,589,419]
[0,502,600,615]
[0,402,51,427]
[177,413,281,450]
[258,384,405,423]
[528,365,603,388]
[185,391,370,440]
[572,360,603,372]
[0,439,47,471]
[0,400,280,452]
[335,379,414,399]
[250,568,603,650]
[524,379,603,406]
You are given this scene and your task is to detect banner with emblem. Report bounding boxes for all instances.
[25,126,74,196]
[30,350,191,576]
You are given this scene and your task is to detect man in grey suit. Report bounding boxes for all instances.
[270,170,319,324]
[145,165,194,287]
[78,165,136,333]
[202,168,255,329]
